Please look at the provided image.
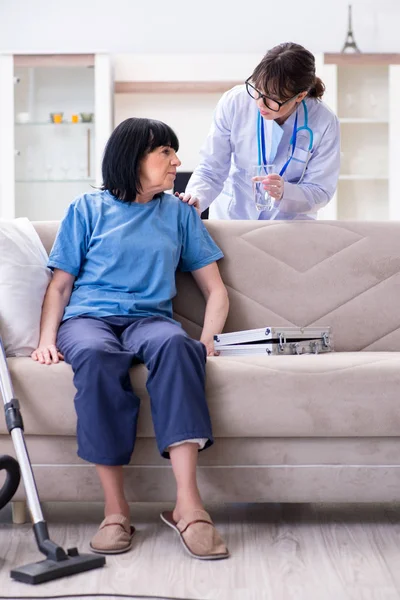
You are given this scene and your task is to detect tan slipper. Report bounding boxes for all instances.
[90,514,135,555]
[160,510,229,560]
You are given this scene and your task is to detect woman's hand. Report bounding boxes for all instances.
[174,192,201,215]
[31,343,64,365]
[192,263,229,357]
[253,174,284,201]
[201,338,219,357]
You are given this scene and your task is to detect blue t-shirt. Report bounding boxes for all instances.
[48,190,224,322]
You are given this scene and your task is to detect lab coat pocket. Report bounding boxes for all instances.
[287,147,311,183]
[211,188,235,219]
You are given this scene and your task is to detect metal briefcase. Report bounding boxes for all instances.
[213,326,333,356]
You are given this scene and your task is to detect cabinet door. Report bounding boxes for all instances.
[1,54,113,221]
[14,55,96,221]
[0,54,14,219]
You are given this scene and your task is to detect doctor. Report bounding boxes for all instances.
[178,42,340,220]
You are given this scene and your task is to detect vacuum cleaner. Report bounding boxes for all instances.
[0,454,20,512]
[0,336,106,584]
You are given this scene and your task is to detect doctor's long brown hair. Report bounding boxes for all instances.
[251,42,325,101]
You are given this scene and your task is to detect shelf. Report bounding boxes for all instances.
[339,118,388,124]
[324,53,400,66]
[339,175,388,181]
[16,179,95,183]
[15,122,94,126]
[114,81,241,94]
[13,54,95,68]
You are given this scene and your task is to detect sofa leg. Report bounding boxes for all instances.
[12,500,27,524]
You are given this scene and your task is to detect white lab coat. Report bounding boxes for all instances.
[186,85,340,220]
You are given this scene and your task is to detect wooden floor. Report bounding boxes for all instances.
[1,502,400,600]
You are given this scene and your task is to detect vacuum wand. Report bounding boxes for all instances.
[0,337,105,584]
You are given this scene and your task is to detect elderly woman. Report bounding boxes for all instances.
[32,118,230,560]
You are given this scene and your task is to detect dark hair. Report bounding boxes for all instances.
[101,117,179,203]
[251,42,325,101]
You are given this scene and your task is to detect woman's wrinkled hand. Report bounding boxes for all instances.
[252,174,284,201]
[31,344,64,365]
[174,192,201,215]
[201,339,220,357]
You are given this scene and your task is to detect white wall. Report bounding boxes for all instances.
[114,53,263,172]
[0,0,399,55]
[116,93,222,172]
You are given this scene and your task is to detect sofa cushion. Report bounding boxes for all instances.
[3,353,400,438]
[172,221,400,353]
[0,218,52,356]
[33,221,400,352]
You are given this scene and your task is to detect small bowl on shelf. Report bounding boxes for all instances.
[16,112,30,124]
[50,112,64,124]
[80,112,94,123]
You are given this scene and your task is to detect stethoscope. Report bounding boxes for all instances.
[257,99,314,185]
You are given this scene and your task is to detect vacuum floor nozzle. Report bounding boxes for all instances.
[11,550,105,585]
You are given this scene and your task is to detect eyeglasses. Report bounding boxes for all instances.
[245,78,299,113]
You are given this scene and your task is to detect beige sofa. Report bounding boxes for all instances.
[2,220,400,505]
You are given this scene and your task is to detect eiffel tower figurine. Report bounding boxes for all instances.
[341,4,361,53]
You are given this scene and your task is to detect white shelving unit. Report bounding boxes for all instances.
[0,54,113,220]
[317,53,400,221]
[339,118,388,124]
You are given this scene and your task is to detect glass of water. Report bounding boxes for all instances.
[252,164,276,212]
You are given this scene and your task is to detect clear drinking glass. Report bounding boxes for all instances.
[252,164,276,212]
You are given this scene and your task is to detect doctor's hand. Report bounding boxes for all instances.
[175,192,201,215]
[253,174,284,201]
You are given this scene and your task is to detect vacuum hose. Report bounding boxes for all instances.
[0,455,20,510]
